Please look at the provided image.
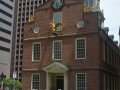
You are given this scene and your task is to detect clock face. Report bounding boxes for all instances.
[77,20,85,29]
[34,26,40,33]
[51,0,64,10]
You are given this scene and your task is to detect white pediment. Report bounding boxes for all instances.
[43,62,69,73]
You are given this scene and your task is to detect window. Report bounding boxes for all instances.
[53,12,62,31]
[20,62,22,65]
[1,0,13,10]
[16,56,18,59]
[0,37,10,43]
[39,0,41,4]
[103,42,105,61]
[19,3,22,6]
[16,61,18,65]
[76,73,87,90]
[21,45,23,48]
[0,27,11,35]
[35,1,37,4]
[43,0,46,3]
[84,0,93,7]
[17,39,19,43]
[27,2,29,5]
[20,56,23,59]
[0,18,12,26]
[10,0,13,2]
[17,34,19,37]
[35,6,37,9]
[20,50,23,54]
[75,38,86,59]
[103,74,106,90]
[23,8,25,11]
[32,43,41,61]
[0,9,12,18]
[32,74,40,90]
[31,1,33,4]
[53,40,62,60]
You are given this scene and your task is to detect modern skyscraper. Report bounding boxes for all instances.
[12,0,47,81]
[0,0,15,77]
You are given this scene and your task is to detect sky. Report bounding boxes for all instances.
[100,0,120,41]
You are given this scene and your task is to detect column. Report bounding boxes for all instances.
[64,71,68,90]
[46,72,50,90]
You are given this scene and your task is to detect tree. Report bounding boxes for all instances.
[0,77,22,90]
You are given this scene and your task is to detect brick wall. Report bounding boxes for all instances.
[22,0,120,90]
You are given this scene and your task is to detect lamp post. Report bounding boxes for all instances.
[13,72,16,90]
[0,63,7,90]
[0,72,6,90]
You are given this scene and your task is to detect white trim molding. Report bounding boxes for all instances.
[75,38,86,59]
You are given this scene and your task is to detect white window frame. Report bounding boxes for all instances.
[76,73,87,90]
[75,38,86,59]
[52,40,62,61]
[31,73,40,90]
[32,42,41,62]
[53,12,62,31]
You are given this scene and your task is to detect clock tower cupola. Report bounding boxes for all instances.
[84,0,100,11]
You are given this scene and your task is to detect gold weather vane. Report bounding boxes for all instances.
[50,23,56,31]
[28,16,34,22]
[84,6,93,13]
[50,23,62,32]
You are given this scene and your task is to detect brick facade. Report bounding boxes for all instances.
[22,0,120,90]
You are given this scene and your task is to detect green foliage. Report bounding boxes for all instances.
[1,77,22,90]
[0,79,2,84]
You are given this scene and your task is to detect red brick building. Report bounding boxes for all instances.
[22,0,120,90]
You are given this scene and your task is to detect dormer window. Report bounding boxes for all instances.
[84,0,93,7]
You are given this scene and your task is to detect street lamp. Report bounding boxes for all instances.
[13,72,16,90]
[0,72,6,90]
[0,63,7,90]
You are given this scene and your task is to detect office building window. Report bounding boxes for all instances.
[75,38,86,59]
[43,0,46,3]
[20,56,23,59]
[76,73,87,90]
[1,0,13,10]
[32,43,41,61]
[0,18,12,26]
[53,12,62,31]
[35,6,37,9]
[10,0,13,2]
[84,0,93,7]
[0,9,12,18]
[53,40,62,60]
[32,74,40,90]
[27,2,29,5]
[35,1,37,4]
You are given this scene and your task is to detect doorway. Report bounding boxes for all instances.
[56,76,64,90]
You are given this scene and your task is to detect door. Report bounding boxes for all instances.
[56,76,64,90]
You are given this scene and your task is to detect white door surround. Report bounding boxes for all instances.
[43,62,69,90]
